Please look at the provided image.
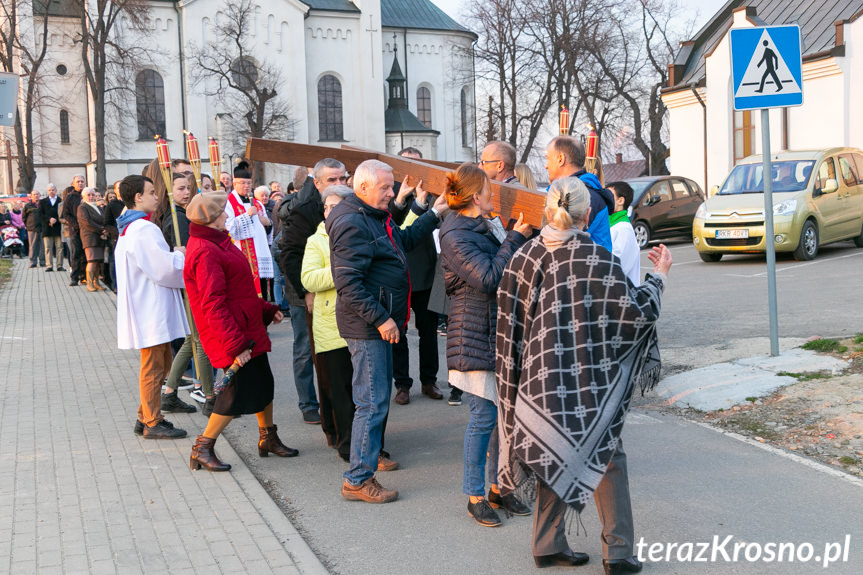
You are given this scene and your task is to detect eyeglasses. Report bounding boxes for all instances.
[479,159,501,166]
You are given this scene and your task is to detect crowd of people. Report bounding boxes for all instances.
[17,135,671,573]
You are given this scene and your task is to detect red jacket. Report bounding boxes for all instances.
[184,223,278,368]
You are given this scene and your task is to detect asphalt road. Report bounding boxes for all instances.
[222,237,863,574]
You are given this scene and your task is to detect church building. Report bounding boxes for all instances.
[1,0,476,192]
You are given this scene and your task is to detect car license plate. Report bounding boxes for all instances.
[715,229,749,239]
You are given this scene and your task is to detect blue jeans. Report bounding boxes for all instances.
[273,264,286,310]
[289,304,318,413]
[463,391,499,496]
[344,338,393,486]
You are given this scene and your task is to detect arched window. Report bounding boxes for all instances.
[417,87,431,128]
[59,110,70,144]
[460,88,469,147]
[135,69,165,140]
[231,57,258,92]
[318,74,343,141]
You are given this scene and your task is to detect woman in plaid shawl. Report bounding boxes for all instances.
[495,176,671,572]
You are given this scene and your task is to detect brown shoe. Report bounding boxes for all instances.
[394,388,410,405]
[421,384,443,400]
[377,453,399,471]
[258,424,299,457]
[341,476,398,503]
[189,435,231,471]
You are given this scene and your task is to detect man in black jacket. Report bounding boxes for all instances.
[327,159,448,504]
[278,158,346,425]
[24,191,45,268]
[60,175,86,285]
[389,147,443,405]
[39,184,64,271]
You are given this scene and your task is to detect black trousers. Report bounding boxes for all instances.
[70,232,85,281]
[319,347,355,460]
[392,288,439,390]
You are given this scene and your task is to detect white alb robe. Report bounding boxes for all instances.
[610,220,642,286]
[116,218,189,349]
[225,190,274,278]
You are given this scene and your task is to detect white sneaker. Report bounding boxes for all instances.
[178,375,198,391]
[189,388,206,404]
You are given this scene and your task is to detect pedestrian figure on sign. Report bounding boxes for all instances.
[755,40,783,93]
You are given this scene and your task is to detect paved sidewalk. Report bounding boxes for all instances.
[0,261,327,574]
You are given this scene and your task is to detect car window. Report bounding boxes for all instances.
[719,160,814,194]
[685,179,704,198]
[671,179,690,199]
[814,158,837,191]
[648,181,672,203]
[851,153,863,185]
[838,155,857,187]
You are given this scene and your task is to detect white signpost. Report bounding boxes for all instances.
[730,25,803,357]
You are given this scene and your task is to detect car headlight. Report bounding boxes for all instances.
[773,199,797,216]
[695,202,709,219]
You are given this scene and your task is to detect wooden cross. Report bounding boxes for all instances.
[245,138,547,227]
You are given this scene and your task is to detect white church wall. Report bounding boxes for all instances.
[305,4,386,152]
[383,28,474,162]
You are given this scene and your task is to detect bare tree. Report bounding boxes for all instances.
[76,0,151,191]
[0,0,49,193]
[192,0,296,181]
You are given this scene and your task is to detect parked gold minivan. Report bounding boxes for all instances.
[693,148,863,261]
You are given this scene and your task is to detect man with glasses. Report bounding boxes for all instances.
[479,141,518,184]
[279,158,347,426]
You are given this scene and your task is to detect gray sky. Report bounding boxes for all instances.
[431,0,729,35]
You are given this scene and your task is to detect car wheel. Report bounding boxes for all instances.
[699,252,723,262]
[793,220,819,261]
[633,222,650,249]
[853,222,863,248]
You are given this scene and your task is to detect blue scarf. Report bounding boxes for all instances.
[117,210,148,236]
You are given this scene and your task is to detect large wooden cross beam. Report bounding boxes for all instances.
[244,138,547,227]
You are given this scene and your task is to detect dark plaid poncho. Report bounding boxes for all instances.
[495,230,665,512]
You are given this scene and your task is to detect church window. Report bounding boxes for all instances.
[231,58,258,92]
[135,69,166,141]
[318,74,344,141]
[460,88,469,147]
[59,110,70,144]
[417,87,431,128]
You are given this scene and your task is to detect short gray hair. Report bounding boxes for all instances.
[321,184,353,204]
[253,185,270,200]
[82,186,99,199]
[313,158,346,181]
[546,177,590,230]
[484,141,516,170]
[353,160,392,192]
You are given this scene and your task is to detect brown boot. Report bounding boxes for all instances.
[85,270,98,292]
[189,435,231,471]
[258,425,299,457]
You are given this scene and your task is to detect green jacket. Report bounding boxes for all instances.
[301,222,347,353]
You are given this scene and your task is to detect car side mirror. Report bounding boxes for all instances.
[709,185,719,197]
[822,178,839,194]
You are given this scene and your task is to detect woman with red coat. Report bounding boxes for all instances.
[183,191,298,471]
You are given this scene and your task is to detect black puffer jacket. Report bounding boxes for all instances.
[439,214,527,372]
[327,193,439,340]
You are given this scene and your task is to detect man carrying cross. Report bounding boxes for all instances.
[225,161,273,297]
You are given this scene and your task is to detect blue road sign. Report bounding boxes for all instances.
[731,25,802,111]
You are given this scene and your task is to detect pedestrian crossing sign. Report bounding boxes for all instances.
[731,25,803,111]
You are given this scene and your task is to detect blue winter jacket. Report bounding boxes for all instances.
[572,169,614,251]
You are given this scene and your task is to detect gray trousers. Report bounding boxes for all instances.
[532,441,633,560]
[29,230,45,264]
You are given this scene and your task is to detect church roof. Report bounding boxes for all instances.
[300,0,360,13]
[301,0,474,35]
[385,108,440,134]
[380,0,474,35]
[667,0,863,92]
